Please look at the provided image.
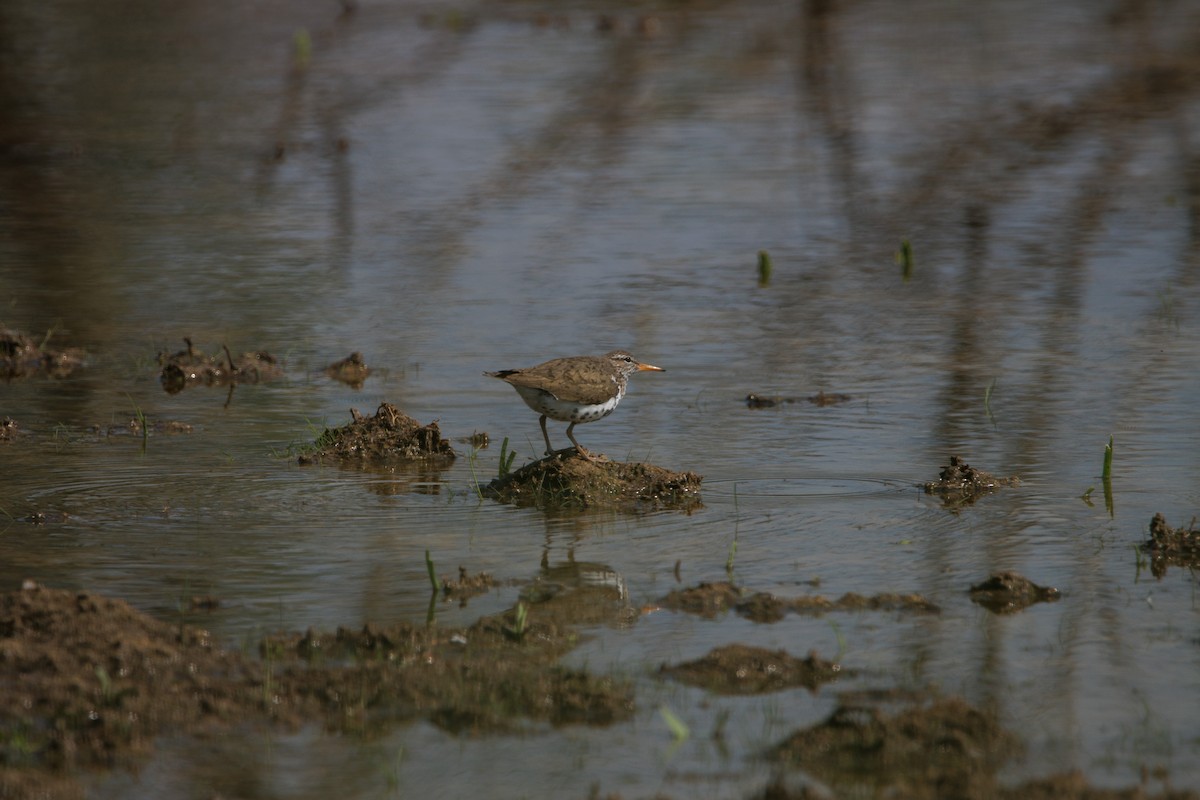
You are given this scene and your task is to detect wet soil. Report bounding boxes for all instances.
[969,571,1062,614]
[0,583,632,799]
[484,450,703,512]
[759,693,1198,800]
[657,581,939,623]
[1141,512,1200,578]
[322,351,371,389]
[923,455,1020,509]
[296,402,455,464]
[157,337,284,394]
[768,695,1019,799]
[439,566,497,605]
[0,329,84,380]
[660,645,841,695]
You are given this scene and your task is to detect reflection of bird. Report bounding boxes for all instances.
[485,350,664,460]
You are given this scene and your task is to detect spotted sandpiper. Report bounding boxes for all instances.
[485,350,665,460]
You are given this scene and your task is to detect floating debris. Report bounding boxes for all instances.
[969,572,1061,614]
[297,403,455,464]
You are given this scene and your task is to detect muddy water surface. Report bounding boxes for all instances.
[3,0,1200,797]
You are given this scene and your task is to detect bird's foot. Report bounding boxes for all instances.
[573,446,609,463]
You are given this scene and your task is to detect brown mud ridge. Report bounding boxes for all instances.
[323,351,371,389]
[297,402,455,465]
[1141,512,1200,578]
[661,644,841,695]
[759,693,1197,800]
[923,455,1019,508]
[745,391,852,408]
[969,571,1061,614]
[0,328,84,380]
[657,581,939,623]
[484,450,702,512]
[0,584,631,800]
[157,337,284,394]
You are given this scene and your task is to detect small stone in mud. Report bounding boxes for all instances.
[323,351,371,388]
[484,449,702,512]
[923,455,1018,508]
[1141,512,1200,577]
[157,337,283,394]
[0,328,85,379]
[969,572,1061,614]
[661,644,841,695]
[297,402,455,464]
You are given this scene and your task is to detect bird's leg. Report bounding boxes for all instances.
[565,422,604,462]
[538,415,555,456]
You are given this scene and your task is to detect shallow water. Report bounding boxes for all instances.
[3,0,1200,796]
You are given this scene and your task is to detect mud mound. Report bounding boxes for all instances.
[157,337,283,394]
[484,450,702,512]
[969,571,1061,614]
[0,583,632,798]
[297,403,455,464]
[323,351,371,388]
[657,581,939,623]
[661,644,841,695]
[0,329,84,379]
[769,695,1019,798]
[1142,512,1200,577]
[923,455,1019,508]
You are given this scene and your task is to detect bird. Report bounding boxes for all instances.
[485,350,664,461]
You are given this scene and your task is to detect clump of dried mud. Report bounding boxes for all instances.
[969,571,1061,614]
[661,644,841,695]
[923,455,1019,508]
[0,329,84,380]
[297,403,455,464]
[485,450,702,512]
[1141,512,1200,578]
[657,581,939,623]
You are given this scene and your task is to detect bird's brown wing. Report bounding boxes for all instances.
[487,356,617,405]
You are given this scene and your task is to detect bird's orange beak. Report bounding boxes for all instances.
[637,362,665,372]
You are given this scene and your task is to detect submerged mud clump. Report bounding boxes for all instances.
[297,403,455,464]
[769,695,1020,798]
[323,351,371,388]
[969,571,1061,614]
[657,581,939,623]
[923,455,1019,508]
[0,584,631,797]
[0,328,85,379]
[157,337,283,394]
[484,451,702,512]
[1142,512,1200,578]
[745,391,852,408]
[661,644,841,695]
